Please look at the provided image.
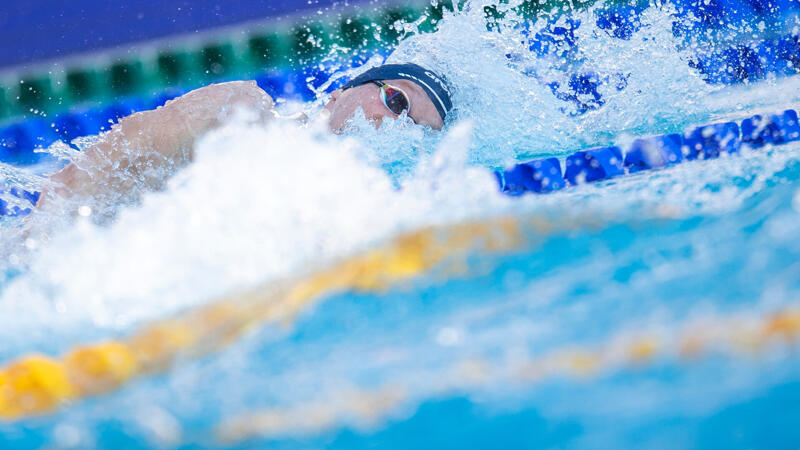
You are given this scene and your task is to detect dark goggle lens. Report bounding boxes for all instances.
[382,86,410,115]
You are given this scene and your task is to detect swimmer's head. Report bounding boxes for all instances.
[323,63,453,133]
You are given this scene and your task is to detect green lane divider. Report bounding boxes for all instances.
[0,2,437,122]
[339,16,378,50]
[380,6,421,44]
[17,76,59,115]
[247,33,287,69]
[66,68,105,104]
[201,42,238,80]
[108,60,148,96]
[0,86,9,120]
[484,0,597,25]
[0,0,509,125]
[291,21,333,67]
[157,51,199,87]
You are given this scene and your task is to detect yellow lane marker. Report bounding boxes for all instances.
[216,306,800,443]
[0,217,527,420]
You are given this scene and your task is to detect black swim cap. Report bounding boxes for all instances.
[341,63,453,122]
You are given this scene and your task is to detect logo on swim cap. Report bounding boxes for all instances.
[424,70,451,95]
[341,63,453,121]
[398,71,452,117]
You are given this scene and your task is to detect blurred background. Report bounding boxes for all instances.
[2,0,800,167]
[0,0,444,165]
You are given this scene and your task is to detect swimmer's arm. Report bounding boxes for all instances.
[37,81,273,210]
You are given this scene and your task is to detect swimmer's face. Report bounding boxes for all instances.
[323,79,444,133]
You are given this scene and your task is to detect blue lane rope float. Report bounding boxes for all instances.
[1,107,799,217]
[0,95,176,167]
[494,107,800,197]
[0,120,60,166]
[1,22,800,215]
[683,121,741,160]
[495,158,566,195]
[564,146,625,184]
[741,109,800,147]
[0,187,40,217]
[624,134,683,173]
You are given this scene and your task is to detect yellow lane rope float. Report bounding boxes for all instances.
[0,216,528,420]
[216,305,800,443]
[3,213,798,424]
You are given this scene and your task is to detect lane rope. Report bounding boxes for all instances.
[0,217,525,420]
[216,305,800,443]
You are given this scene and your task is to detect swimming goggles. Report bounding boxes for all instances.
[371,80,411,116]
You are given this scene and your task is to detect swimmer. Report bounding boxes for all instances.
[36,63,453,213]
[325,63,452,132]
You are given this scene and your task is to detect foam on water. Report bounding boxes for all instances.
[0,114,516,357]
[386,1,726,163]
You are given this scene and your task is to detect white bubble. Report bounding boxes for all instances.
[436,327,462,346]
[78,205,92,217]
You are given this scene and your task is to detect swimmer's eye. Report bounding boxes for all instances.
[373,80,411,117]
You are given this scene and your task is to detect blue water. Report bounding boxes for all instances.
[2,0,800,448]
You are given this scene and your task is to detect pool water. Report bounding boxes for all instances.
[1,1,800,448]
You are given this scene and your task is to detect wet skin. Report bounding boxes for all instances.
[37,79,443,214]
[323,78,444,133]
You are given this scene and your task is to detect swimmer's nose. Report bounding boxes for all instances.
[330,89,342,101]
